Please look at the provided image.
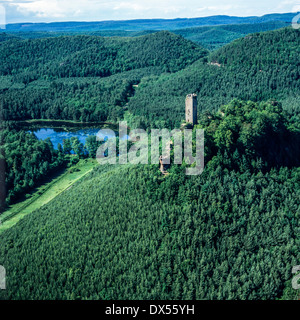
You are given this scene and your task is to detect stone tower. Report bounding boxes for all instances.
[185,93,197,125]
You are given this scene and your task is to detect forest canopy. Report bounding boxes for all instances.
[0,26,299,301]
[0,100,299,300]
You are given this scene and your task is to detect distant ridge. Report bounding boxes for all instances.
[3,12,299,32]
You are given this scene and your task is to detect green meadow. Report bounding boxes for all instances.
[0,159,97,234]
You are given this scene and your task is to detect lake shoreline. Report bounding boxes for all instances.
[18,118,115,124]
[13,119,118,131]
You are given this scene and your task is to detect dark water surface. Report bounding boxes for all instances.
[15,121,128,149]
[31,128,101,149]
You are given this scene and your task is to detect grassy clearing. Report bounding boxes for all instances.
[0,159,97,234]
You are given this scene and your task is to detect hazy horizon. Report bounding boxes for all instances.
[1,0,300,24]
[3,12,300,25]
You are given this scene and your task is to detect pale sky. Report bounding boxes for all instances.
[0,0,300,24]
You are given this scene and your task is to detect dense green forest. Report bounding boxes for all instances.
[0,129,65,205]
[127,27,300,128]
[0,68,163,122]
[0,100,299,300]
[0,31,207,122]
[0,25,299,300]
[1,27,300,127]
[0,31,205,78]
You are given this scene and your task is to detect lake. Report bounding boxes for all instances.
[31,128,101,149]
[29,127,128,149]
[13,120,129,149]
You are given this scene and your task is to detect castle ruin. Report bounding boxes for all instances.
[185,93,197,125]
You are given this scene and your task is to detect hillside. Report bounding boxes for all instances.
[2,27,300,126]
[0,31,206,78]
[0,31,207,122]
[0,21,289,51]
[174,21,290,50]
[127,27,300,128]
[0,100,299,300]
